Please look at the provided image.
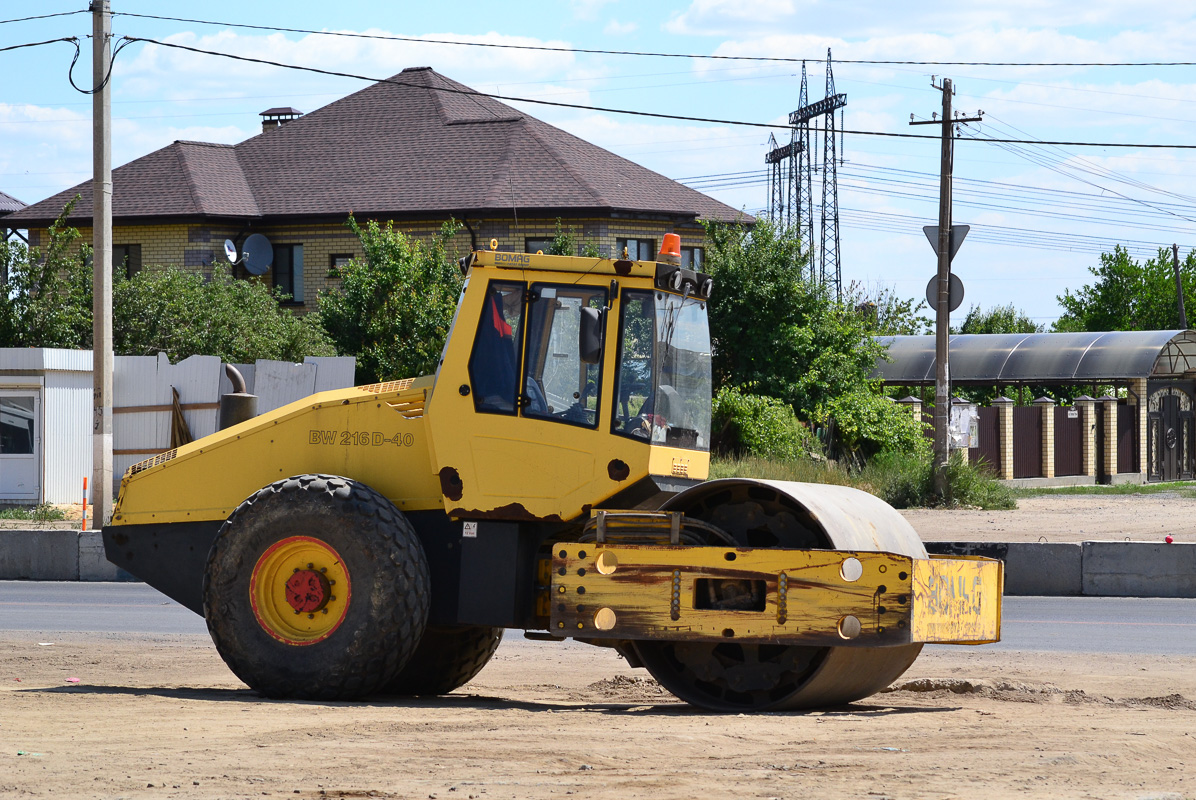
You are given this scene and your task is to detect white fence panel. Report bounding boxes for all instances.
[254,361,317,414]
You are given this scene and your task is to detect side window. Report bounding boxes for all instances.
[522,283,607,428]
[468,281,526,413]
[612,290,656,439]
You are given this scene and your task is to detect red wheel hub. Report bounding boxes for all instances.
[285,569,331,613]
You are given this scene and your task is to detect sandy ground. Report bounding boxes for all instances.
[2,494,1194,799]
[903,492,1196,544]
[1,631,1193,800]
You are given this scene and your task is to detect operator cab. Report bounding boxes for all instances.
[430,235,714,521]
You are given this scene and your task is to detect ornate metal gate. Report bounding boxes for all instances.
[1147,381,1195,482]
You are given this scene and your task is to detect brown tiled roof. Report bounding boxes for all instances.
[0,190,25,215]
[8,67,748,226]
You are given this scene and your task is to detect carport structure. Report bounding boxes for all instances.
[874,330,1196,484]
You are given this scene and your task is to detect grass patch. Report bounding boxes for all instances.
[711,451,1016,510]
[1013,481,1196,498]
[0,503,68,522]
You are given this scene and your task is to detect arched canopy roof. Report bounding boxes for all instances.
[873,330,1196,384]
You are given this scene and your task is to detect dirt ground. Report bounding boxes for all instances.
[1,631,1193,800]
[2,493,1194,799]
[903,491,1196,544]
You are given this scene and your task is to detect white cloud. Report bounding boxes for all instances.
[604,19,639,36]
[116,29,583,103]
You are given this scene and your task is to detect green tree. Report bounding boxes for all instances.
[844,281,933,336]
[957,303,1042,334]
[114,264,335,363]
[0,196,93,348]
[704,219,884,414]
[319,215,463,383]
[1055,244,1196,332]
[704,220,922,460]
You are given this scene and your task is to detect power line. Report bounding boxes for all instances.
[0,37,78,55]
[0,10,86,25]
[113,12,1196,67]
[116,37,1196,151]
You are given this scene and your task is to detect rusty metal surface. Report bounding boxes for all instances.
[550,543,917,646]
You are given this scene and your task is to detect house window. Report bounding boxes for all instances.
[525,238,553,254]
[616,237,655,261]
[273,244,304,304]
[113,244,142,278]
[328,253,353,279]
[681,246,704,270]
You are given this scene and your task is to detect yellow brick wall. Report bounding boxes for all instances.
[26,215,712,314]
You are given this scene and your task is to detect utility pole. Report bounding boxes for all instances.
[1173,244,1188,330]
[910,79,982,497]
[92,1,114,528]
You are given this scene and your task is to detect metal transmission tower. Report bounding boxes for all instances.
[765,50,846,292]
[765,133,798,226]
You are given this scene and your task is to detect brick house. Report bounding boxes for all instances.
[6,67,748,311]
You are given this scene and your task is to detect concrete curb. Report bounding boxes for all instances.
[0,530,135,581]
[925,541,1196,598]
[0,530,1191,597]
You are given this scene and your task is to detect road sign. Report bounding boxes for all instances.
[923,225,970,261]
[926,273,964,312]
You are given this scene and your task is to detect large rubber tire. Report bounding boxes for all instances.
[385,625,503,695]
[203,474,430,700]
[633,479,926,712]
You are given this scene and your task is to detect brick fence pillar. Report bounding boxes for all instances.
[897,395,922,426]
[1075,395,1096,477]
[1100,394,1119,479]
[1035,396,1056,479]
[993,396,1014,480]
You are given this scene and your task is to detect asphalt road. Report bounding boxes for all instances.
[1,581,1194,655]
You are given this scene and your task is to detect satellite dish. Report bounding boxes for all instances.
[241,233,274,275]
[223,239,238,263]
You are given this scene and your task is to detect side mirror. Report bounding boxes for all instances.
[579,306,603,364]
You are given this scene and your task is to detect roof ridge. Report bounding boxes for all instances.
[483,126,519,209]
[174,140,236,148]
[170,142,204,214]
[230,147,262,217]
[521,120,604,204]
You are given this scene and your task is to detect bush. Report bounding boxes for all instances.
[711,386,816,460]
[816,387,930,466]
[318,215,463,384]
[859,450,1015,509]
[114,264,336,363]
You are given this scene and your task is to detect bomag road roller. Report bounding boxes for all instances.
[104,235,1002,712]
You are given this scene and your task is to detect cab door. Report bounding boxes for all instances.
[427,270,639,520]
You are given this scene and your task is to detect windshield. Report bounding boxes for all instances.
[612,290,712,451]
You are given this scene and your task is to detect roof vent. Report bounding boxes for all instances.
[260,107,303,132]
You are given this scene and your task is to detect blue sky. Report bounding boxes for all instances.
[5,0,1196,326]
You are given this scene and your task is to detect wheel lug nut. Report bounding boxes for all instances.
[320,567,327,573]
[308,613,314,619]
[307,563,314,569]
[322,608,329,614]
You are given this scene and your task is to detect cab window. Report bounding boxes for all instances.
[522,283,607,428]
[468,281,526,413]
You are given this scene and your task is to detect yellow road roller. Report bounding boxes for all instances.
[105,238,1002,711]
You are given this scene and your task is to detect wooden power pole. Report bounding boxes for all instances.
[92,0,114,527]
